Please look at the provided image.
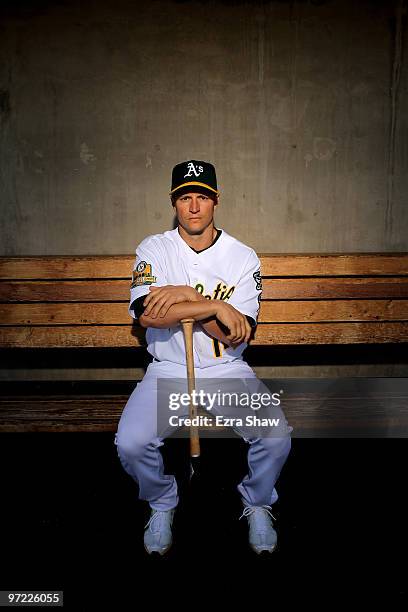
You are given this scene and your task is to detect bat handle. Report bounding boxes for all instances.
[180,318,201,458]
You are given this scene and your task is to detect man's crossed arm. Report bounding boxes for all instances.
[131,285,255,348]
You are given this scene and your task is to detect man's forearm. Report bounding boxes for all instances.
[199,318,232,346]
[139,287,250,345]
[187,291,231,343]
[139,300,218,329]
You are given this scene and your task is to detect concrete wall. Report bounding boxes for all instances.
[1,0,407,256]
[1,0,407,380]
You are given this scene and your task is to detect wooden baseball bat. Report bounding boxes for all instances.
[180,318,201,458]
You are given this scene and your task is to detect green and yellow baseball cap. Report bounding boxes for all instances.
[170,160,219,199]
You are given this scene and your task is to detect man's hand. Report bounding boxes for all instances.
[143,285,203,318]
[213,301,252,346]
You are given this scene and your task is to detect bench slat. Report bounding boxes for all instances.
[260,278,408,299]
[259,253,408,276]
[1,253,407,280]
[1,389,407,433]
[0,280,129,302]
[1,322,407,348]
[259,300,408,322]
[0,256,133,280]
[2,277,408,302]
[2,299,408,325]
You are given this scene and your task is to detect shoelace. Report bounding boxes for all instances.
[144,510,172,533]
[239,505,276,524]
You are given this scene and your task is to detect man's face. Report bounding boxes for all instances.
[173,192,217,235]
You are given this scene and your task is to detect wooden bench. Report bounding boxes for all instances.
[1,253,408,433]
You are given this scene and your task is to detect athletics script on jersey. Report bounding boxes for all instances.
[194,281,235,301]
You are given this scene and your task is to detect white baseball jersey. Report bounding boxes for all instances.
[128,227,262,368]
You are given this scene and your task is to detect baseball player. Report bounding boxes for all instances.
[114,160,292,555]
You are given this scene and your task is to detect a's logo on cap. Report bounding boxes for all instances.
[184,162,204,178]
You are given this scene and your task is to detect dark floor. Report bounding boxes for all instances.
[0,434,406,608]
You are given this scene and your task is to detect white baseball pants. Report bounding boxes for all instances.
[114,359,292,511]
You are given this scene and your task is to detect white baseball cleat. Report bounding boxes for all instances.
[144,508,175,555]
[240,504,278,554]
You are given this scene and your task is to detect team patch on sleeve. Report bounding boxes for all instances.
[131,261,157,287]
[253,270,262,291]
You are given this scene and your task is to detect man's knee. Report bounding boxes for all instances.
[115,429,154,461]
